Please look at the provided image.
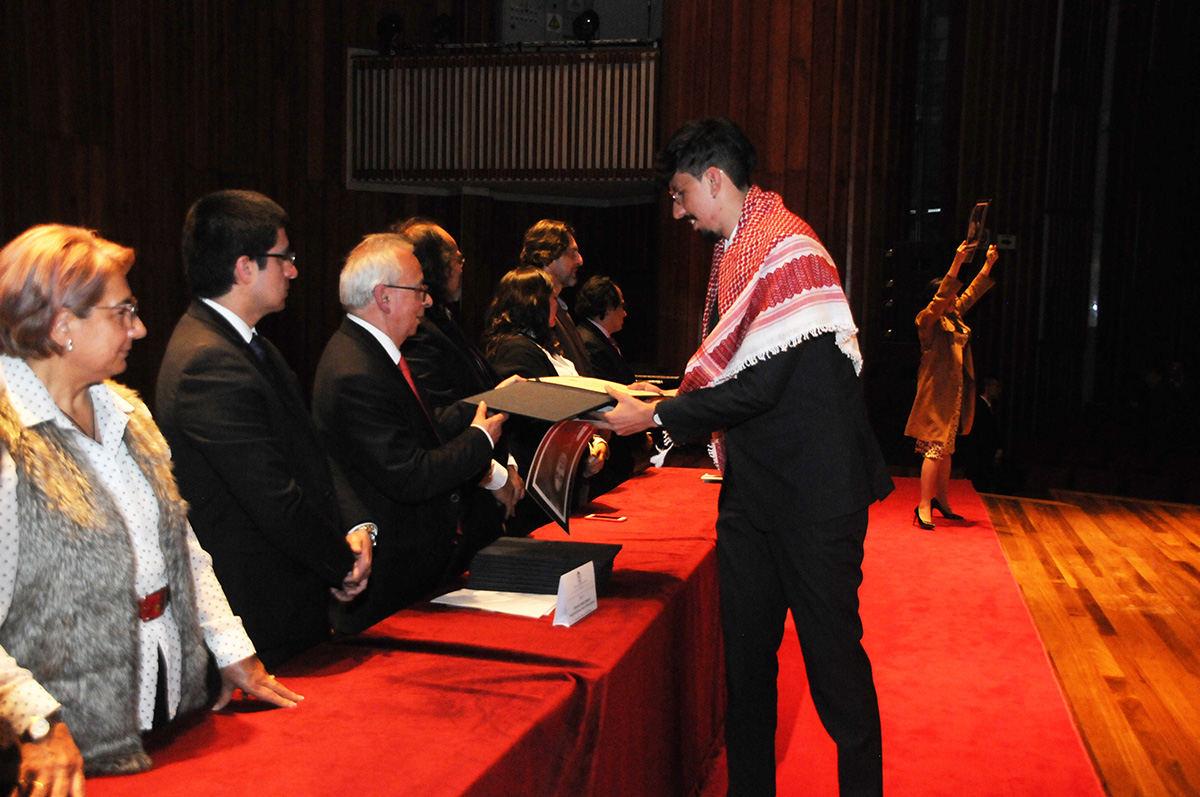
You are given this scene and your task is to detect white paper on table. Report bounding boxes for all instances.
[431,588,558,618]
[552,561,598,627]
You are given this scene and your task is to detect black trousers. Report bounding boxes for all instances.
[716,489,883,797]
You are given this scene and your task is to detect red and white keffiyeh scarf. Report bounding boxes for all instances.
[670,186,863,470]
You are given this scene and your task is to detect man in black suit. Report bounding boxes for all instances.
[518,219,594,377]
[156,190,374,668]
[312,233,508,633]
[574,275,637,385]
[963,376,1003,492]
[393,217,523,517]
[597,119,894,796]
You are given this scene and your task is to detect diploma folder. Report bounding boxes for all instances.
[464,377,656,423]
[467,537,622,595]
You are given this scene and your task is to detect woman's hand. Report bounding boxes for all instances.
[981,244,999,275]
[213,656,303,711]
[17,721,85,797]
[949,240,971,278]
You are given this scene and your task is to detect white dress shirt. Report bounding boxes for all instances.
[0,356,255,736]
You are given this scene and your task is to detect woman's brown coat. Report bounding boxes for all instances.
[904,271,995,443]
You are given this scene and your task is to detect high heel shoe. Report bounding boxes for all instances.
[913,507,935,529]
[930,498,964,520]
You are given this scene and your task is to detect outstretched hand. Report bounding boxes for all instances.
[591,386,660,436]
[982,244,999,274]
[495,374,526,389]
[213,656,303,711]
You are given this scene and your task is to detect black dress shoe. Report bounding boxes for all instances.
[930,498,964,520]
[913,507,935,529]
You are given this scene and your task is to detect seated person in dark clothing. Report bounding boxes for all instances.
[963,376,1003,493]
[574,275,653,492]
[574,275,637,385]
[393,217,523,520]
[518,220,594,377]
[482,267,608,531]
[312,234,509,632]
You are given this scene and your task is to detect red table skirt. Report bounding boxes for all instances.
[88,467,725,797]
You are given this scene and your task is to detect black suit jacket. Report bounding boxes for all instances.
[402,304,498,410]
[576,319,637,385]
[658,333,893,531]
[155,300,358,667]
[312,317,500,632]
[551,299,594,378]
[402,304,511,463]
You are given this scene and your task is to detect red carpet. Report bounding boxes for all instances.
[768,478,1104,796]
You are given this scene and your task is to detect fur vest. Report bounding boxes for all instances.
[0,381,210,775]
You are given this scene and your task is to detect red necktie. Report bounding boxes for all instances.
[400,355,461,540]
[399,355,442,443]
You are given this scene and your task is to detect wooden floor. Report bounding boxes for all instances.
[982,490,1200,797]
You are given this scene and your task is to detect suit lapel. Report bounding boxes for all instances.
[429,305,497,388]
[340,318,442,444]
[189,300,310,416]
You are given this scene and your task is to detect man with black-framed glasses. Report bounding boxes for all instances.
[156,190,376,668]
[312,233,510,632]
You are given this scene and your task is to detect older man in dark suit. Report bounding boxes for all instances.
[156,190,374,668]
[312,233,508,633]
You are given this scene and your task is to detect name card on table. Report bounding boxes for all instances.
[553,561,598,627]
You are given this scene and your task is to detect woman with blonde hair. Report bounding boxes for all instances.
[0,225,298,795]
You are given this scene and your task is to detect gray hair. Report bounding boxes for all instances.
[339,233,413,311]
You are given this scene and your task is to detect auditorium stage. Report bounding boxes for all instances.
[85,469,1104,796]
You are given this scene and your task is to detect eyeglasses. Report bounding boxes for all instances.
[93,298,140,327]
[381,283,430,300]
[668,187,684,204]
[255,251,298,264]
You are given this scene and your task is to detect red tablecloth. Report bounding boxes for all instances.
[87,467,724,797]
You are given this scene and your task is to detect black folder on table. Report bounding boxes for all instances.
[463,380,615,423]
[467,537,622,595]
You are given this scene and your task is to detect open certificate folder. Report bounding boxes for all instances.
[463,377,657,423]
[464,378,659,532]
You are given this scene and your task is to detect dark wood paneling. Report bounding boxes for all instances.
[1,0,1191,487]
[656,0,920,376]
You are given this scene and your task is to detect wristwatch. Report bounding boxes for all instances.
[23,713,60,743]
[351,522,378,546]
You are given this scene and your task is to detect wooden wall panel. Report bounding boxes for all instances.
[655,0,919,375]
[1,0,1188,477]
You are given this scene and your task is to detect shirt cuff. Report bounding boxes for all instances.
[203,615,258,670]
[1,681,62,738]
[470,423,498,449]
[481,460,509,491]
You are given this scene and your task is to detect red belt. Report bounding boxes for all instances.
[139,585,170,622]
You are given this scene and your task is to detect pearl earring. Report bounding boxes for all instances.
[66,339,74,352]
